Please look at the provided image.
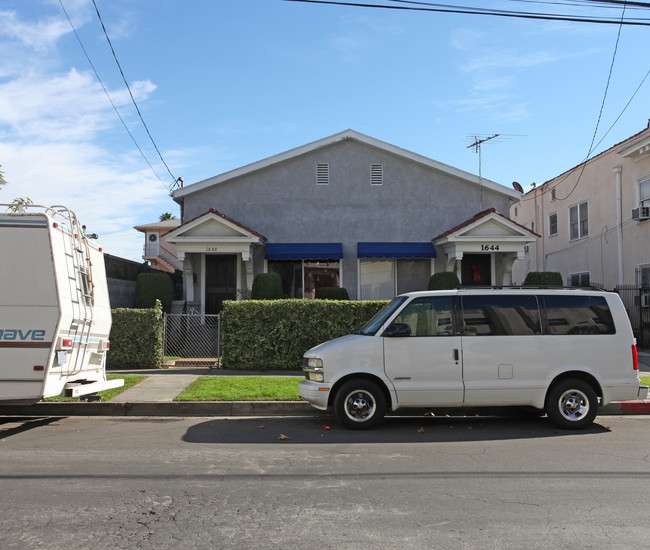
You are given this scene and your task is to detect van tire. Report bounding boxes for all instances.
[334,379,386,430]
[546,379,598,429]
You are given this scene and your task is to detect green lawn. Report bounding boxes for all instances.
[175,376,302,401]
[641,376,650,387]
[43,374,146,402]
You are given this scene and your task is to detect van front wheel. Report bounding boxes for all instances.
[334,379,386,430]
[546,379,598,429]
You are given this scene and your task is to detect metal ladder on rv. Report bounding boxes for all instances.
[57,207,96,375]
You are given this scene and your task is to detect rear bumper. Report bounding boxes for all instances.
[64,378,124,398]
[638,385,649,400]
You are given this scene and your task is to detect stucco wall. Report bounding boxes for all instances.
[181,139,514,298]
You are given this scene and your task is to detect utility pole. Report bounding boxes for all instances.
[467,134,499,211]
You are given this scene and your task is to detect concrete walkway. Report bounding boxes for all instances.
[109,374,200,403]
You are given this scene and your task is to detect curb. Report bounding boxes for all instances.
[0,401,648,417]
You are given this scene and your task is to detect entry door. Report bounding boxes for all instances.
[462,254,491,286]
[205,255,237,314]
[383,296,464,406]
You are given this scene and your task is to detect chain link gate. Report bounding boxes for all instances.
[163,313,221,368]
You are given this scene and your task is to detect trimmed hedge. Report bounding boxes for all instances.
[315,287,349,300]
[428,272,460,290]
[251,273,283,300]
[221,299,388,370]
[106,302,164,369]
[133,272,174,313]
[523,271,563,286]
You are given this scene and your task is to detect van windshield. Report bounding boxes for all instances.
[358,296,408,336]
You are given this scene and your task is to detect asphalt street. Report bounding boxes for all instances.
[1,414,648,549]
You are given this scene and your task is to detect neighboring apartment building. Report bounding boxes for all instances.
[133,219,183,273]
[168,130,534,313]
[510,120,650,290]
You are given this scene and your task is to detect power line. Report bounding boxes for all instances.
[58,0,167,188]
[91,0,180,188]
[284,0,650,25]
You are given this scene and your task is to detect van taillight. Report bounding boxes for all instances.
[632,345,639,371]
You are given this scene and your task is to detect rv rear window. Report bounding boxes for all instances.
[544,295,615,335]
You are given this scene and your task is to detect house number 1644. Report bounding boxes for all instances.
[481,244,500,251]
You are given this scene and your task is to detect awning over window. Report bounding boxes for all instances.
[265,243,343,260]
[357,242,436,259]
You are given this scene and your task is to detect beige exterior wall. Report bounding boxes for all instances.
[510,121,650,288]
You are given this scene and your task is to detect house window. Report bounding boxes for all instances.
[570,272,590,287]
[551,188,557,201]
[316,163,329,185]
[549,212,558,236]
[359,259,430,300]
[513,206,518,218]
[268,259,340,299]
[569,201,588,240]
[370,164,383,186]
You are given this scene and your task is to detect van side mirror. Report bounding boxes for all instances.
[385,322,411,337]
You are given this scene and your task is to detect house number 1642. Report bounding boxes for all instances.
[481,244,500,251]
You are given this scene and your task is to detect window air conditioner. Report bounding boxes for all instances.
[632,206,650,220]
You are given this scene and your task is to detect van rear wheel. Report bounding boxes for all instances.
[334,379,386,430]
[546,379,598,429]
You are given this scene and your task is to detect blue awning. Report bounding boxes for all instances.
[357,242,436,259]
[265,243,343,260]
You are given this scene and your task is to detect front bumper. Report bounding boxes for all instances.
[298,379,331,410]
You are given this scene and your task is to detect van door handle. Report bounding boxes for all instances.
[453,349,459,362]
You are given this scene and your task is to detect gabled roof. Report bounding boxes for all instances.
[172,129,520,201]
[165,208,266,243]
[133,219,181,232]
[433,208,540,242]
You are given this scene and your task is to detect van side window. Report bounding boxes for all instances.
[461,295,541,336]
[544,295,615,335]
[391,297,454,336]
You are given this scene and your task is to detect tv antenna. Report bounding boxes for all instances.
[467,134,500,212]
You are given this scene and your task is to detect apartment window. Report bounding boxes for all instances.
[316,163,329,185]
[640,176,650,207]
[550,188,557,201]
[359,259,430,300]
[570,272,590,287]
[549,212,558,236]
[513,206,518,218]
[268,259,340,299]
[569,201,588,240]
[370,164,383,186]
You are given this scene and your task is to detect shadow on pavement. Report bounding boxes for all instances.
[0,416,66,439]
[182,415,611,445]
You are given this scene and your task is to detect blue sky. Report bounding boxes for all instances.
[1,0,648,260]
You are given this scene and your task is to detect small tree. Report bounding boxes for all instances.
[523,272,563,286]
[159,212,177,221]
[428,272,460,290]
[251,273,283,300]
[8,197,33,212]
[0,165,7,188]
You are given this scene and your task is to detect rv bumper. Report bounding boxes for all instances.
[639,385,649,400]
[64,378,124,398]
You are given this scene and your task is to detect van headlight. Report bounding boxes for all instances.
[302,357,324,382]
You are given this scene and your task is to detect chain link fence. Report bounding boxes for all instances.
[163,313,221,367]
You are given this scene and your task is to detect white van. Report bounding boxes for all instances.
[299,289,648,429]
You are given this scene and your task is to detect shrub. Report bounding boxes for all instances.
[251,273,283,300]
[107,301,164,369]
[133,272,174,313]
[315,287,349,300]
[220,299,388,370]
[523,272,563,286]
[428,272,460,290]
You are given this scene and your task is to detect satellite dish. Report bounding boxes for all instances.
[512,181,524,193]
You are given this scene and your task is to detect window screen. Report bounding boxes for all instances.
[461,295,540,336]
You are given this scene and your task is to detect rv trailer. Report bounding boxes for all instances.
[0,204,123,404]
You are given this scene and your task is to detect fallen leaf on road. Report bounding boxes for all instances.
[278,434,290,440]
[417,427,425,433]
[257,425,265,430]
